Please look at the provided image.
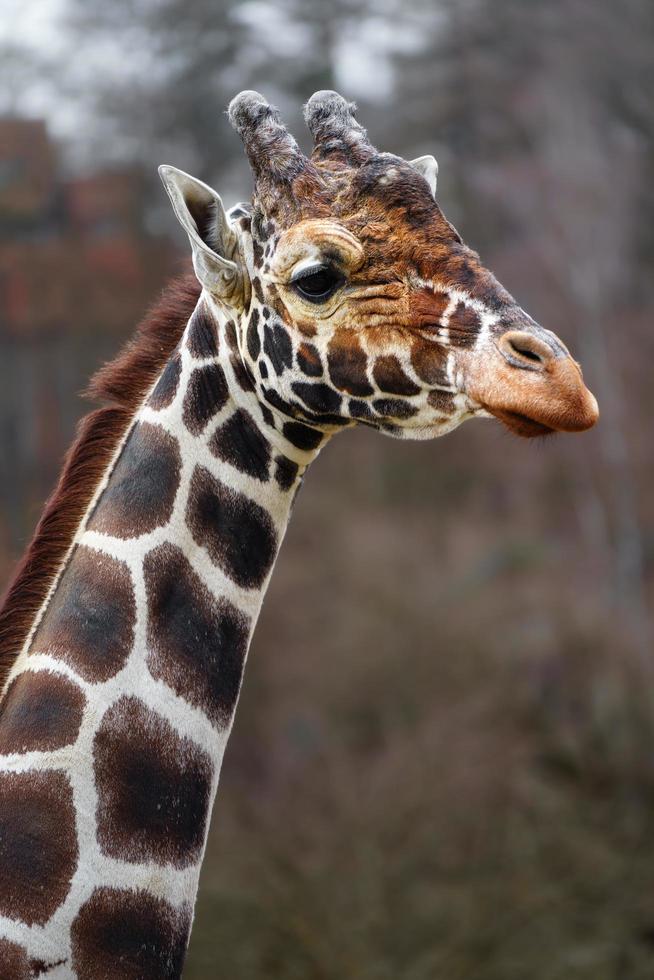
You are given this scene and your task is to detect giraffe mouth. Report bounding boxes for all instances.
[465,342,598,440]
[491,408,556,438]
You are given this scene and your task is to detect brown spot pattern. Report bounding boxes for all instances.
[373,355,420,396]
[0,770,77,926]
[428,389,455,413]
[260,403,275,429]
[230,353,257,393]
[0,275,201,701]
[0,938,30,979]
[0,670,85,754]
[148,353,181,410]
[31,546,135,683]
[246,309,261,360]
[71,886,190,980]
[252,277,264,303]
[327,332,374,396]
[182,364,229,435]
[349,399,373,420]
[373,398,418,420]
[88,422,181,539]
[297,342,322,377]
[447,301,481,347]
[144,544,250,728]
[263,322,293,376]
[186,304,219,358]
[282,420,323,451]
[252,238,264,267]
[411,338,449,387]
[291,381,342,417]
[186,466,278,589]
[94,696,213,868]
[209,409,271,482]
[274,455,299,491]
[224,319,239,356]
[411,286,450,327]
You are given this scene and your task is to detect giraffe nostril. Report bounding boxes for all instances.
[508,338,542,363]
[499,330,554,371]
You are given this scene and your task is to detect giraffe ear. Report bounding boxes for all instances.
[158,165,242,299]
[409,155,438,196]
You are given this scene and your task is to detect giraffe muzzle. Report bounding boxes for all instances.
[466,327,599,437]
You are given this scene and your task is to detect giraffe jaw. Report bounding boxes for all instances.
[489,409,556,438]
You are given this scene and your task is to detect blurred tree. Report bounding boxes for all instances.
[392,0,654,660]
[531,0,653,659]
[62,0,379,185]
[0,42,49,116]
[64,0,253,181]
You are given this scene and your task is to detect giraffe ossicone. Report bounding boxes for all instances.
[0,90,598,978]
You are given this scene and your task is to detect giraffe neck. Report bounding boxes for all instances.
[0,295,323,978]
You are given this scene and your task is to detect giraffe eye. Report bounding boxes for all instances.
[291,265,344,303]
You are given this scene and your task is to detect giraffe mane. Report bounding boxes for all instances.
[0,272,201,691]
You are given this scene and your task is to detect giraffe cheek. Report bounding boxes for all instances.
[327,331,374,397]
[410,338,449,388]
[447,302,482,348]
[296,342,323,378]
[288,311,318,338]
[372,355,420,397]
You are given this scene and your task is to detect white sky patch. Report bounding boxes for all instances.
[0,0,435,169]
[0,0,170,165]
[233,2,314,56]
[0,0,76,140]
[0,0,68,48]
[334,12,432,101]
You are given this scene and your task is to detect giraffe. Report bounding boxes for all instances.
[0,91,598,979]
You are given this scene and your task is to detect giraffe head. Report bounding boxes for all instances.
[160,90,598,441]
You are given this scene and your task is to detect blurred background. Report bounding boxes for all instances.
[1,0,653,976]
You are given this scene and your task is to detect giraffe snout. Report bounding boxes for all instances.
[465,325,599,437]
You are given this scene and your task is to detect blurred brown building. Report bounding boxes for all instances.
[0,117,180,559]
